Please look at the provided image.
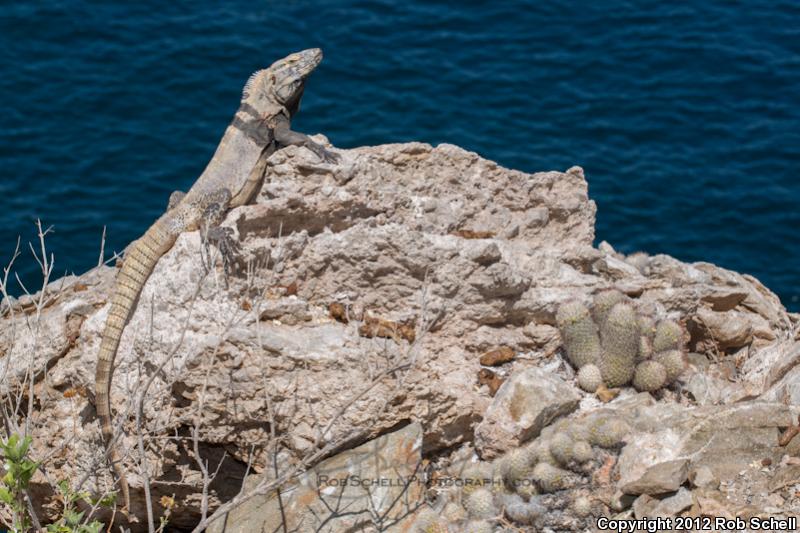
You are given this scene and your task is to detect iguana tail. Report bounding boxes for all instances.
[95,218,176,510]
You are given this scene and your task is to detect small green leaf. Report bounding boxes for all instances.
[65,508,84,526]
[0,486,12,504]
[17,435,32,457]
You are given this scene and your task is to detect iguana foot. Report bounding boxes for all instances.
[313,143,340,164]
[204,226,240,276]
[167,190,186,210]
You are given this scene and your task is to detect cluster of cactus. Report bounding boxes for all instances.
[556,290,687,393]
[426,411,630,531]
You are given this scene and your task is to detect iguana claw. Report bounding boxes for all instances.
[205,226,240,276]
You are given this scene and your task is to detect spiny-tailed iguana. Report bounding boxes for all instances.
[95,48,337,510]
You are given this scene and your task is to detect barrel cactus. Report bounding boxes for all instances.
[556,300,601,369]
[556,296,687,394]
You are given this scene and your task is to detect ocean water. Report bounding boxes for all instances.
[1,1,798,309]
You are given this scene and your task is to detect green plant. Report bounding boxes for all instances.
[576,364,602,392]
[570,440,594,464]
[591,289,627,325]
[633,360,668,392]
[654,349,687,383]
[1,434,113,533]
[465,519,493,533]
[587,417,630,449]
[1,434,40,532]
[464,488,496,519]
[45,480,113,533]
[531,463,572,493]
[548,433,573,466]
[598,303,640,387]
[572,495,593,517]
[555,300,601,369]
[556,297,687,393]
[496,448,533,489]
[653,319,683,353]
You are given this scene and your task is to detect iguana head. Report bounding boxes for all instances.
[242,48,323,117]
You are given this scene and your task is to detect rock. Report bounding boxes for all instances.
[474,367,581,458]
[1,140,797,530]
[688,466,720,489]
[652,487,693,517]
[618,440,688,495]
[616,402,797,496]
[688,307,753,352]
[479,346,515,366]
[768,465,800,492]
[208,423,423,533]
[632,494,658,518]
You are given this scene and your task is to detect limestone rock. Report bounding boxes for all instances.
[1,141,797,530]
[474,367,581,458]
[208,423,423,533]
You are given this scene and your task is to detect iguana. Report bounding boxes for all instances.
[95,48,337,510]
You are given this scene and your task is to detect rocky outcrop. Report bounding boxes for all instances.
[1,140,798,530]
[208,423,423,533]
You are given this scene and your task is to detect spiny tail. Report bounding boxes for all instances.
[95,218,175,510]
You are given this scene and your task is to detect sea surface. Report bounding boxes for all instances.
[1,1,798,309]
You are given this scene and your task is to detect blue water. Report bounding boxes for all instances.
[1,1,798,310]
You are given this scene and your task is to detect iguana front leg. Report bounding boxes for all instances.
[197,189,240,275]
[274,116,340,163]
[167,191,186,210]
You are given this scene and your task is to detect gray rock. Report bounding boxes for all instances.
[208,423,423,533]
[688,465,720,489]
[617,402,796,496]
[0,141,796,530]
[474,367,581,458]
[652,487,693,517]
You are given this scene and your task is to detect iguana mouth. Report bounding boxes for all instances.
[287,47,323,75]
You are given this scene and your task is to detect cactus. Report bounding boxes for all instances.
[464,520,493,533]
[515,477,540,500]
[638,334,653,360]
[638,314,656,338]
[464,487,497,519]
[558,299,686,393]
[548,432,573,465]
[654,349,687,383]
[572,495,593,518]
[502,493,545,526]
[556,300,601,369]
[633,360,668,392]
[588,417,630,449]
[549,432,594,472]
[528,438,558,466]
[496,448,533,490]
[653,319,683,353]
[592,289,627,325]
[442,502,467,523]
[570,440,594,463]
[423,523,449,533]
[598,303,640,387]
[531,462,572,493]
[414,508,448,533]
[567,423,591,443]
[577,364,603,392]
[459,462,494,496]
